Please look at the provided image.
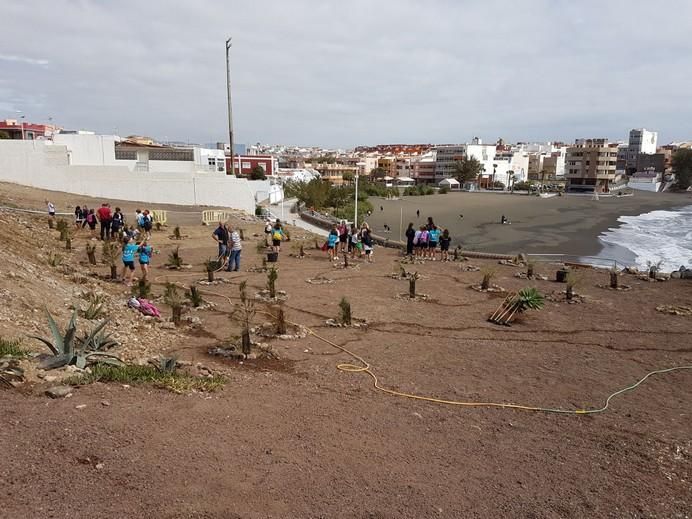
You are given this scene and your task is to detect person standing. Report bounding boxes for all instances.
[361,223,374,262]
[226,225,242,272]
[46,200,56,218]
[212,222,229,259]
[327,224,339,262]
[120,236,138,287]
[405,222,416,256]
[74,205,83,229]
[137,240,153,280]
[97,203,112,241]
[111,207,125,239]
[337,220,348,253]
[264,219,273,246]
[86,209,97,237]
[142,210,153,239]
[427,225,440,260]
[439,229,451,261]
[349,223,360,258]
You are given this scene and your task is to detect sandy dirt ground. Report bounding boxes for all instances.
[0,183,691,518]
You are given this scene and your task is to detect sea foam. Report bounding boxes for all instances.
[598,205,692,272]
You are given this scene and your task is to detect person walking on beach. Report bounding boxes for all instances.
[226,225,242,272]
[137,239,153,280]
[439,229,451,261]
[97,203,112,241]
[120,236,138,287]
[212,222,229,259]
[405,223,416,256]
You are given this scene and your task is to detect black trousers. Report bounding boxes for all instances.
[100,220,111,240]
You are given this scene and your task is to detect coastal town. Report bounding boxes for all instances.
[2,2,692,518]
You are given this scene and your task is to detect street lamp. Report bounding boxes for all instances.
[16,110,25,140]
[225,37,235,177]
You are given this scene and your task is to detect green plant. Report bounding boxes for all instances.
[173,226,182,240]
[187,285,204,308]
[65,364,225,393]
[255,205,263,216]
[46,250,64,267]
[438,186,449,194]
[408,271,420,298]
[267,266,278,299]
[56,218,68,239]
[481,268,495,290]
[158,356,178,373]
[167,246,184,268]
[234,281,255,355]
[132,279,151,299]
[80,298,106,320]
[515,287,545,312]
[101,241,119,278]
[565,271,581,300]
[0,338,28,358]
[164,283,184,326]
[29,310,122,370]
[86,242,97,265]
[338,297,352,325]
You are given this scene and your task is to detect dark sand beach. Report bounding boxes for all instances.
[364,190,691,258]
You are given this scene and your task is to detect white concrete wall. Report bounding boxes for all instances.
[628,180,661,192]
[0,140,260,213]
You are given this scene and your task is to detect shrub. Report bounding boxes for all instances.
[0,338,27,358]
[338,297,352,325]
[167,246,184,268]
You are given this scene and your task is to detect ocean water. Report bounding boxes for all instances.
[598,205,692,272]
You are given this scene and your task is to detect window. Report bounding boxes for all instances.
[242,162,251,169]
[208,158,216,166]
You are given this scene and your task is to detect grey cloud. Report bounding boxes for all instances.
[1,0,691,147]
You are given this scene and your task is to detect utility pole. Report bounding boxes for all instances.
[225,37,235,176]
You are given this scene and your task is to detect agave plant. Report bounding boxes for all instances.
[515,287,545,312]
[29,310,122,370]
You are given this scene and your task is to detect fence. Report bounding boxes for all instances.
[150,210,168,225]
[201,210,235,225]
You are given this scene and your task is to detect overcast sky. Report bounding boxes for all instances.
[1,0,691,148]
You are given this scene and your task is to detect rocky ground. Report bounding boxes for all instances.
[1,184,691,518]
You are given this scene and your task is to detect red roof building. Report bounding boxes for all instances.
[0,119,58,140]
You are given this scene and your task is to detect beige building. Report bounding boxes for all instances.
[565,139,618,193]
[312,163,358,185]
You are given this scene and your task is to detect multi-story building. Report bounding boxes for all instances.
[411,152,436,184]
[626,128,658,173]
[434,145,465,182]
[312,163,358,185]
[565,138,619,193]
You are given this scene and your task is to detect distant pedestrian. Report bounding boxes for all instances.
[361,223,374,262]
[439,229,451,261]
[46,200,55,218]
[86,209,97,237]
[327,224,339,262]
[380,205,383,212]
[226,225,242,272]
[97,203,112,240]
[405,223,415,256]
[212,222,229,259]
[120,236,138,287]
[416,209,420,219]
[111,207,124,239]
[81,205,89,228]
[271,222,285,252]
[337,219,348,253]
[74,206,83,228]
[383,224,390,233]
[264,219,273,246]
[137,240,153,280]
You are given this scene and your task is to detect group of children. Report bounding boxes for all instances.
[326,220,374,262]
[72,203,154,242]
[405,217,453,261]
[120,236,153,287]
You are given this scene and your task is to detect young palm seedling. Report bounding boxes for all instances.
[267,266,278,299]
[338,297,352,326]
[272,304,287,335]
[86,242,97,265]
[186,285,204,308]
[408,271,420,298]
[609,266,619,289]
[234,281,255,355]
[480,267,495,291]
[565,271,581,301]
[102,241,119,279]
[164,283,185,326]
[204,257,221,282]
[132,278,152,299]
[166,246,184,268]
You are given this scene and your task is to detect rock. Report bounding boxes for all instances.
[101,400,111,407]
[43,375,59,383]
[75,404,87,409]
[671,271,681,279]
[45,385,73,399]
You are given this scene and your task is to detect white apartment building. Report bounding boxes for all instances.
[626,128,658,172]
